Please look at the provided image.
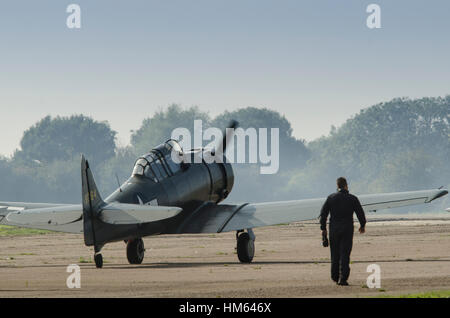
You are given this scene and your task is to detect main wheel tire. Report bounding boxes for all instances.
[237,232,254,263]
[94,253,103,268]
[127,238,145,264]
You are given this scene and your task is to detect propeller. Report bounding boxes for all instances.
[214,120,239,158]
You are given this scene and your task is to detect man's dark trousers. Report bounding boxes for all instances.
[329,225,353,282]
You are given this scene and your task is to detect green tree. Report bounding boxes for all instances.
[212,107,310,202]
[131,104,211,155]
[15,115,117,165]
[286,96,450,203]
[96,146,137,197]
[212,107,310,171]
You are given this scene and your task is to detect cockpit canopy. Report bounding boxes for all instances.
[132,140,183,182]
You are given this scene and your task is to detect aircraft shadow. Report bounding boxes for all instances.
[0,258,448,270]
[106,258,450,270]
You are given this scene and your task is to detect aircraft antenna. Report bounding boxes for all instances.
[115,173,123,192]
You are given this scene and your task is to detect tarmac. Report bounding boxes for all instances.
[1,217,449,297]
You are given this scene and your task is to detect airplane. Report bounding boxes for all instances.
[0,121,448,268]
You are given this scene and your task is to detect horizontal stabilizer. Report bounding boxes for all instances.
[99,202,182,224]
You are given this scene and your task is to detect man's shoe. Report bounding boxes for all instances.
[337,280,349,286]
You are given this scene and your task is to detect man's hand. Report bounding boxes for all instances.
[359,227,365,234]
[321,229,329,247]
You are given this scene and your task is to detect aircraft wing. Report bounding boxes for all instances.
[0,204,83,233]
[0,202,182,233]
[176,188,448,234]
[0,201,67,210]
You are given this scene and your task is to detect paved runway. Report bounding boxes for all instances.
[1,218,449,297]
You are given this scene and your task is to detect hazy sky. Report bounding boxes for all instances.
[1,1,449,156]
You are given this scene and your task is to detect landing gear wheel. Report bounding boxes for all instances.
[237,232,254,263]
[94,253,103,268]
[127,238,145,264]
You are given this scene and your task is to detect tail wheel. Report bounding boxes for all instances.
[126,238,145,264]
[94,253,103,268]
[237,232,254,263]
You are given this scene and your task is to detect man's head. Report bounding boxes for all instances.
[337,177,348,191]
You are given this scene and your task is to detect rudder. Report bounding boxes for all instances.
[81,155,105,248]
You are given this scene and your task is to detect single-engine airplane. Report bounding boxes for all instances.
[0,121,448,268]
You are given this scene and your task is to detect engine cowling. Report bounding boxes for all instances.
[206,161,234,203]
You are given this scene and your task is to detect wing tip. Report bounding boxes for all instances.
[426,189,448,203]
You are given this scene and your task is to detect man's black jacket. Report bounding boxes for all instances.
[320,189,366,231]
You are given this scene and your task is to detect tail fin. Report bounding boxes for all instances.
[81,155,104,214]
[81,155,105,248]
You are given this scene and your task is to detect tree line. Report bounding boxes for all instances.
[0,97,448,212]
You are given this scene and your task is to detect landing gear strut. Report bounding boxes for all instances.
[126,238,145,264]
[236,229,255,263]
[93,244,104,268]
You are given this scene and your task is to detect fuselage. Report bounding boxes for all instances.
[93,140,234,243]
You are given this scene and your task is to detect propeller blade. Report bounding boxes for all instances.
[216,120,239,155]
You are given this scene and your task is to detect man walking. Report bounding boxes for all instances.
[320,177,366,286]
